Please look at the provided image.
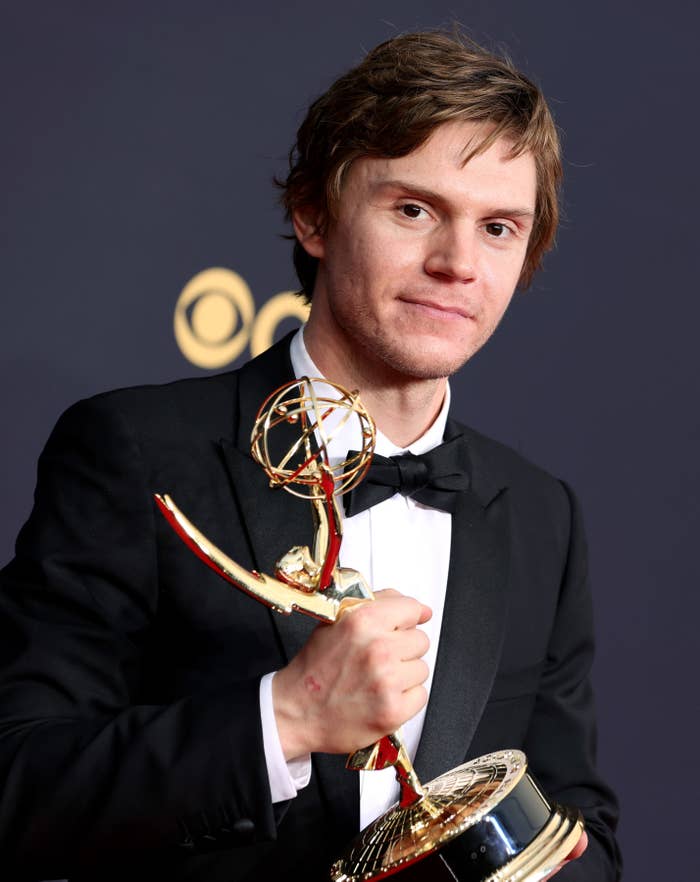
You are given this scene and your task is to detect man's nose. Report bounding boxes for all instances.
[424,223,477,283]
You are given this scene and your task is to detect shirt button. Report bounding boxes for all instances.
[232,818,255,843]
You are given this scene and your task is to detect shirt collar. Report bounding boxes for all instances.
[289,326,451,463]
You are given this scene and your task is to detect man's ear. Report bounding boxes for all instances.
[292,208,325,259]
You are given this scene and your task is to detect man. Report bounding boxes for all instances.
[0,31,621,881]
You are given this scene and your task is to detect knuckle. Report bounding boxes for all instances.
[375,700,400,733]
[406,597,422,616]
[376,587,400,599]
[364,638,391,671]
[344,605,371,636]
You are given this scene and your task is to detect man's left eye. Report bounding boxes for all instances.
[485,222,509,237]
[400,204,425,219]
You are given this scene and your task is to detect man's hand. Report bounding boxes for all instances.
[272,589,432,760]
[543,830,588,879]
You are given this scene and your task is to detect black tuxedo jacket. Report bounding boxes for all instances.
[0,337,620,880]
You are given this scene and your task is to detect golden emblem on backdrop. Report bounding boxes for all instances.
[174,267,310,369]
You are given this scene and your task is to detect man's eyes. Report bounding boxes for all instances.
[398,203,427,219]
[396,207,516,239]
[485,222,511,238]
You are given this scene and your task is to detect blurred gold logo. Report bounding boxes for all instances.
[174,267,310,369]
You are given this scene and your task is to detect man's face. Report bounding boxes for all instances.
[299,120,538,382]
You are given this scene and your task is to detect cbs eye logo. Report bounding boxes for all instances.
[174,267,310,369]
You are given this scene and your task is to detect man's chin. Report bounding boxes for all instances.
[380,350,475,382]
[389,335,481,379]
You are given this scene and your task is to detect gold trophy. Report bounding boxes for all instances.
[155,377,583,881]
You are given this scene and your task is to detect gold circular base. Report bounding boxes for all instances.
[331,750,584,882]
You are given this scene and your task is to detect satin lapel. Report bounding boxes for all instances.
[219,334,318,665]
[217,440,316,654]
[218,335,358,832]
[414,423,510,783]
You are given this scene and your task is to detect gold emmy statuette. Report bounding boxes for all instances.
[155,377,584,882]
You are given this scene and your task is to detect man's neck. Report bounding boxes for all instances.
[303,320,447,448]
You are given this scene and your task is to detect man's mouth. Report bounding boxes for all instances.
[399,297,474,320]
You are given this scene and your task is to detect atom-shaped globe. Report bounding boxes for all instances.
[250,377,376,500]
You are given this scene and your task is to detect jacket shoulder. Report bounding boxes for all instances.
[456,420,573,523]
[53,333,296,446]
[54,371,241,448]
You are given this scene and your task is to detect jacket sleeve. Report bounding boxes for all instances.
[523,482,622,881]
[0,396,277,877]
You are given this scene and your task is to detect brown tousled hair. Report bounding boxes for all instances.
[279,30,562,299]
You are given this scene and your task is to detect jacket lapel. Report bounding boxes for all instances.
[219,334,319,660]
[218,334,358,831]
[414,420,511,783]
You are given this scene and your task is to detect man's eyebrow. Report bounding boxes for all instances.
[370,179,535,219]
[487,207,536,221]
[370,179,443,203]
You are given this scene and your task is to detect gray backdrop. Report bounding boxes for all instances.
[2,2,697,879]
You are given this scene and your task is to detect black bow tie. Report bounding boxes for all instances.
[344,435,469,517]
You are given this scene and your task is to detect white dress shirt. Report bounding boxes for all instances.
[259,328,452,828]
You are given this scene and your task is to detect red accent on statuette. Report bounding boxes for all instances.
[375,736,400,769]
[284,406,335,487]
[287,452,319,485]
[154,496,258,592]
[318,469,341,592]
